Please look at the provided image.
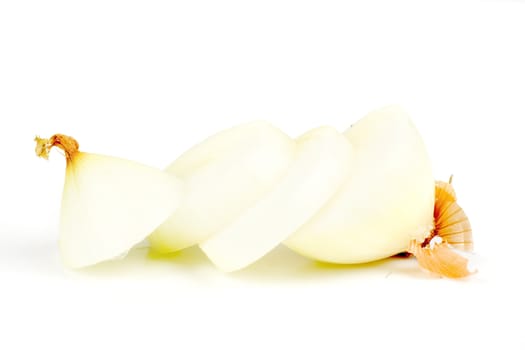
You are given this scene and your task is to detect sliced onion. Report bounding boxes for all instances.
[149,121,295,253]
[284,106,435,263]
[199,126,353,272]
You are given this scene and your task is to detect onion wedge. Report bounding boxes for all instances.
[35,134,182,268]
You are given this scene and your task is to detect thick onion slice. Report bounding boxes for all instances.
[149,121,295,253]
[284,106,435,263]
[36,134,182,268]
[199,126,353,272]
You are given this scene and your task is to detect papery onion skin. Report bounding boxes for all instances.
[408,240,472,279]
[431,177,473,251]
[409,177,474,278]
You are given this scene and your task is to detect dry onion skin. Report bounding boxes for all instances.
[36,106,475,278]
[35,134,183,268]
[407,176,474,278]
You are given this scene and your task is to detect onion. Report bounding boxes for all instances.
[36,106,475,278]
[35,134,182,268]
[149,121,295,253]
[284,106,436,263]
[199,126,353,272]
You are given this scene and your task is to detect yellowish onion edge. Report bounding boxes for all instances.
[408,176,474,278]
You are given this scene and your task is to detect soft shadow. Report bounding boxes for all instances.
[4,230,448,282]
[65,244,441,282]
[229,245,428,283]
[147,245,210,266]
[0,233,62,275]
[79,245,214,278]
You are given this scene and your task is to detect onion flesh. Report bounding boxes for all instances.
[199,126,353,272]
[284,106,436,263]
[36,135,183,268]
[149,121,295,253]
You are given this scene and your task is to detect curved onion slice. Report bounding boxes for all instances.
[199,126,353,272]
[35,135,183,268]
[284,106,435,263]
[149,121,295,253]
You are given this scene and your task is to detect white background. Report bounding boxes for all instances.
[1,1,524,349]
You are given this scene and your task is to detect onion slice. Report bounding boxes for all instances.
[284,106,435,263]
[149,121,295,253]
[199,126,353,272]
[35,134,182,268]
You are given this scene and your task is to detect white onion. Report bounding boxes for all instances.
[199,126,353,272]
[39,106,471,278]
[36,135,182,268]
[284,106,435,263]
[149,121,295,253]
